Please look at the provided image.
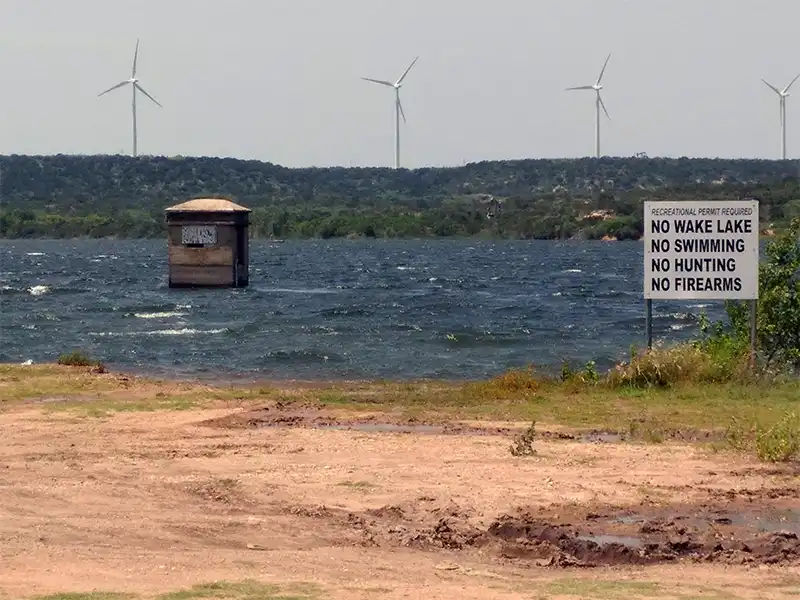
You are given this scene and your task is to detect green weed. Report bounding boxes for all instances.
[509,421,537,456]
[157,580,319,600]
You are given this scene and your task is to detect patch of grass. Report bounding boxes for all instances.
[47,395,200,417]
[2,363,799,437]
[157,580,319,600]
[344,587,392,596]
[545,579,663,598]
[336,480,376,490]
[0,365,261,414]
[32,593,135,600]
[0,365,123,404]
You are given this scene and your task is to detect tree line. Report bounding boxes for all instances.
[1,154,799,239]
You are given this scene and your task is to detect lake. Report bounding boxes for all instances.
[0,239,728,380]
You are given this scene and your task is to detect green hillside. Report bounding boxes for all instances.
[1,154,799,239]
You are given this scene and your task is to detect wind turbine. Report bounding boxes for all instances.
[97,39,162,157]
[567,53,612,158]
[762,72,800,160]
[361,57,419,169]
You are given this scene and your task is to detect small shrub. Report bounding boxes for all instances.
[724,417,753,452]
[720,218,800,374]
[509,421,537,456]
[58,351,95,367]
[603,343,735,389]
[491,367,539,391]
[560,361,574,382]
[57,351,106,373]
[628,419,665,443]
[755,412,800,463]
[581,360,599,383]
[694,312,750,378]
[469,367,541,400]
[559,360,599,385]
[726,411,800,463]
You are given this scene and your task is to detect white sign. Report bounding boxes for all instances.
[644,200,759,300]
[181,225,217,246]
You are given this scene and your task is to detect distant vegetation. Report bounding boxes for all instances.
[1,154,799,239]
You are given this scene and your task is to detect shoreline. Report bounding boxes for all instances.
[5,361,481,388]
[3,362,797,433]
[1,231,783,242]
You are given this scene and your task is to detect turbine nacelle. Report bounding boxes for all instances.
[763,73,800,98]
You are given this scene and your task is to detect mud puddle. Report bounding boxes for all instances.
[286,497,800,568]
[576,534,644,548]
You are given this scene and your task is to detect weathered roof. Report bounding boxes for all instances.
[165,198,251,213]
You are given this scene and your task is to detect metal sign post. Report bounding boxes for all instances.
[749,299,758,369]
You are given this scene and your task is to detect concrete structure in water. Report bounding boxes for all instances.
[164,198,250,288]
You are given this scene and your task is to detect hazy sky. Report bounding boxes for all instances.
[1,0,799,167]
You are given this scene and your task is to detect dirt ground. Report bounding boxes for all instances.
[0,400,799,599]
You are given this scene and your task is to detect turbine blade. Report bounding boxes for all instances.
[596,53,612,85]
[132,38,139,77]
[135,83,162,107]
[783,72,800,94]
[566,85,594,90]
[762,79,781,94]
[599,94,611,120]
[398,96,407,124]
[361,77,394,87]
[97,80,130,97]
[395,56,419,86]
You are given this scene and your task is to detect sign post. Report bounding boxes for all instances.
[643,200,760,362]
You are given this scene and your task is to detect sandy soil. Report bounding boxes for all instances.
[0,401,798,599]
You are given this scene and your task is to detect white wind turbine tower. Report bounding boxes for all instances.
[566,53,612,158]
[762,72,800,160]
[97,39,162,157]
[361,57,419,169]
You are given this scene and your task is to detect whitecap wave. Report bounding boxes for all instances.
[563,269,583,274]
[256,287,338,295]
[133,311,188,319]
[26,252,45,256]
[28,285,50,296]
[90,328,226,337]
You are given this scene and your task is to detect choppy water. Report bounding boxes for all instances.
[0,239,727,380]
